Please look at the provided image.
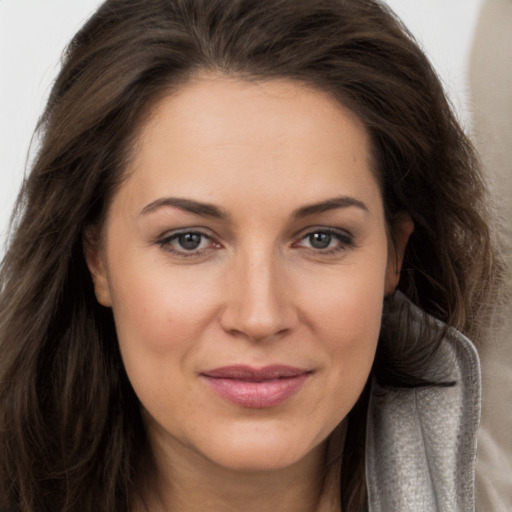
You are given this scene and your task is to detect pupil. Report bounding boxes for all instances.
[179,233,202,250]
[310,232,331,249]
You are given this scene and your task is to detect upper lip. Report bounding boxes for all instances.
[201,365,310,381]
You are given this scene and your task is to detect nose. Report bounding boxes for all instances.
[219,249,298,342]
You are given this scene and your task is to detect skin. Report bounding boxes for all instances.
[86,75,412,512]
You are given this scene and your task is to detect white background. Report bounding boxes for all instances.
[0,0,485,251]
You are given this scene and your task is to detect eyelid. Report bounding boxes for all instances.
[292,226,356,252]
[156,227,222,256]
[154,225,356,258]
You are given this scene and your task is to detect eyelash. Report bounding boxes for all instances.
[156,227,355,257]
[292,228,355,255]
[156,230,219,257]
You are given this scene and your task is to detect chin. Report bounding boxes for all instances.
[186,420,330,474]
[205,446,319,474]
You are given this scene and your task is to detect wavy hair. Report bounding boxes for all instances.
[0,0,501,510]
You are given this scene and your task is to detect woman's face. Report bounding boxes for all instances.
[87,75,408,473]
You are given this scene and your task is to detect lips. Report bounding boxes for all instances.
[200,365,311,408]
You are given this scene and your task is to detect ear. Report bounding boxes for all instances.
[83,226,113,307]
[384,213,414,295]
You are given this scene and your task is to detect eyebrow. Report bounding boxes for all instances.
[139,197,227,219]
[292,196,368,218]
[139,195,368,219]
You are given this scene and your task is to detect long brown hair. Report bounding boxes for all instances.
[0,0,501,510]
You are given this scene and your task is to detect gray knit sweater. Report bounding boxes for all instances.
[366,294,480,511]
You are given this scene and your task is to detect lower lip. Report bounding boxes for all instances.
[201,374,309,408]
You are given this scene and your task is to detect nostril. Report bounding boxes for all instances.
[219,298,297,342]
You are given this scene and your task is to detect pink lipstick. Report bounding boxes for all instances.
[200,365,310,408]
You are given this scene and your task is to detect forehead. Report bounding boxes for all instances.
[137,74,369,156]
[114,74,382,218]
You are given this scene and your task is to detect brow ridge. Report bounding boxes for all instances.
[293,196,368,218]
[140,197,227,218]
[140,195,367,219]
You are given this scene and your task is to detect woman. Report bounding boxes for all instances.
[0,0,501,510]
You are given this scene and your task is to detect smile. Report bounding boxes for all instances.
[200,365,311,408]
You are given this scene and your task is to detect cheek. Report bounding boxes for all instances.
[108,260,221,353]
[107,262,224,416]
[299,259,386,407]
[319,306,380,438]
[321,288,382,388]
[105,258,227,414]
[301,256,386,341]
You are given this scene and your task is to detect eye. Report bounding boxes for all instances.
[157,230,220,256]
[308,232,334,249]
[175,232,204,250]
[293,228,354,254]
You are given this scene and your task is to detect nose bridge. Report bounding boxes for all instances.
[221,244,295,341]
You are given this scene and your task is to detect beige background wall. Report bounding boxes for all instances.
[469,2,512,510]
